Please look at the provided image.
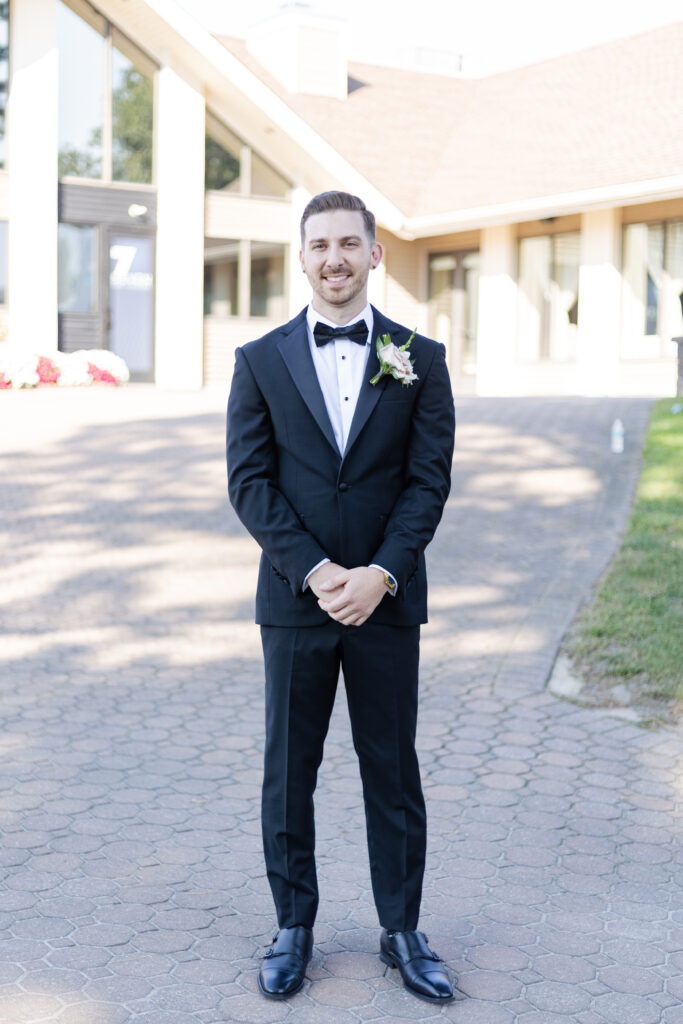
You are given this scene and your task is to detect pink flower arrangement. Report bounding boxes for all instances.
[0,348,130,388]
[87,363,118,385]
[37,356,60,385]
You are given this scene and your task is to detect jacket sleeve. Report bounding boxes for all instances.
[370,343,455,589]
[226,346,328,596]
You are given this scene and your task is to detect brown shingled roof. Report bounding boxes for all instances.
[217,23,683,219]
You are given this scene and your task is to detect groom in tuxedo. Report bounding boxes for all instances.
[226,191,456,1003]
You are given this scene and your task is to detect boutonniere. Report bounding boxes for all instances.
[369,331,418,387]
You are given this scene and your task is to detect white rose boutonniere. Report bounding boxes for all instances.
[369,331,418,387]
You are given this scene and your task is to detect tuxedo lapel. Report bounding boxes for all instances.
[277,315,340,456]
[343,306,391,459]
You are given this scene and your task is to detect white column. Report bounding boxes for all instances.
[154,66,205,389]
[7,0,59,352]
[238,237,250,317]
[289,185,311,316]
[476,223,517,395]
[576,208,621,395]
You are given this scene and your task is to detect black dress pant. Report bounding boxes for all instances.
[260,619,426,932]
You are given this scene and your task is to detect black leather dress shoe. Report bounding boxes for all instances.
[380,929,454,1003]
[257,926,313,999]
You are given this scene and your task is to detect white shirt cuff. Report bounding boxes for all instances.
[369,564,398,596]
[303,558,330,590]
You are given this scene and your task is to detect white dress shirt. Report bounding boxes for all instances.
[303,304,396,595]
[305,304,372,454]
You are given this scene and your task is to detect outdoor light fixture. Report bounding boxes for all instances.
[128,203,148,219]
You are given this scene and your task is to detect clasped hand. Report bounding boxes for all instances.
[308,563,387,627]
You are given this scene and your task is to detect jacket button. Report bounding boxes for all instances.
[338,482,349,492]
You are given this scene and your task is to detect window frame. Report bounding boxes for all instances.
[620,218,683,360]
[516,230,580,364]
[58,0,156,186]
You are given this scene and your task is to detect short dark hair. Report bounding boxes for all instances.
[300,191,376,245]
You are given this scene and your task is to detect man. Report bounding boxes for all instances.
[226,191,456,1004]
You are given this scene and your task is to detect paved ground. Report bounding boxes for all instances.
[1,385,682,1024]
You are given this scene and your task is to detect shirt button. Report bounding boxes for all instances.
[344,396,349,401]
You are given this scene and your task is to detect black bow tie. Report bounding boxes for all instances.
[313,321,368,347]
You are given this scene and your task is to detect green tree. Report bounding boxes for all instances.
[112,66,153,184]
[58,126,102,179]
[205,134,240,191]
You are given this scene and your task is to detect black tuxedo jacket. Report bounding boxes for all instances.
[226,306,455,627]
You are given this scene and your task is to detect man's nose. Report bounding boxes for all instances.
[324,245,345,266]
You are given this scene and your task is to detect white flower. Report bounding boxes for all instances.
[53,349,130,385]
[0,348,40,388]
[54,352,92,387]
[377,342,418,384]
[369,331,418,387]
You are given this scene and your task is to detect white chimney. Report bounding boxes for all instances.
[247,4,348,100]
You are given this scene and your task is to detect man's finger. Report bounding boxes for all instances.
[318,572,350,592]
[319,594,353,614]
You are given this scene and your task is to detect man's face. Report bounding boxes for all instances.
[299,209,383,322]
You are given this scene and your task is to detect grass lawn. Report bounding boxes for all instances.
[567,398,683,710]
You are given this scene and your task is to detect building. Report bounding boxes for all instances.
[5,0,683,394]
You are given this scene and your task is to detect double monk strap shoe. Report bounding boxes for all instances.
[380,929,455,1004]
[257,926,313,999]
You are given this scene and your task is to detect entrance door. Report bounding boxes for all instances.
[108,234,154,381]
[428,250,480,394]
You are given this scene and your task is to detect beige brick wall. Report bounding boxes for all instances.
[378,230,423,330]
[203,315,282,387]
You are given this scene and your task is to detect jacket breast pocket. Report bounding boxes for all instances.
[381,390,415,405]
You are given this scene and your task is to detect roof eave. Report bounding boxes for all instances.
[399,175,683,238]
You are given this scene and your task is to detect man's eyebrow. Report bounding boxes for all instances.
[307,234,363,244]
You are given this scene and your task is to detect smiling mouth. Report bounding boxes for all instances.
[324,274,350,283]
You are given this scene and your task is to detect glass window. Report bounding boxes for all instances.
[665,222,683,340]
[58,2,155,184]
[205,115,241,192]
[112,42,154,184]
[0,220,7,304]
[204,238,239,316]
[428,251,480,376]
[250,242,286,319]
[517,233,579,362]
[205,112,290,197]
[57,1,105,179]
[0,1,9,169]
[251,152,290,199]
[429,254,456,349]
[462,252,480,375]
[622,221,683,358]
[58,224,97,313]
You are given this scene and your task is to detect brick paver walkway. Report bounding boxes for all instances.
[1,386,682,1024]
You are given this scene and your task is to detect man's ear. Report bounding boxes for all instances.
[370,242,384,269]
[299,249,305,271]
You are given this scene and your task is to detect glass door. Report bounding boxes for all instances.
[108,233,154,381]
[428,250,480,392]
